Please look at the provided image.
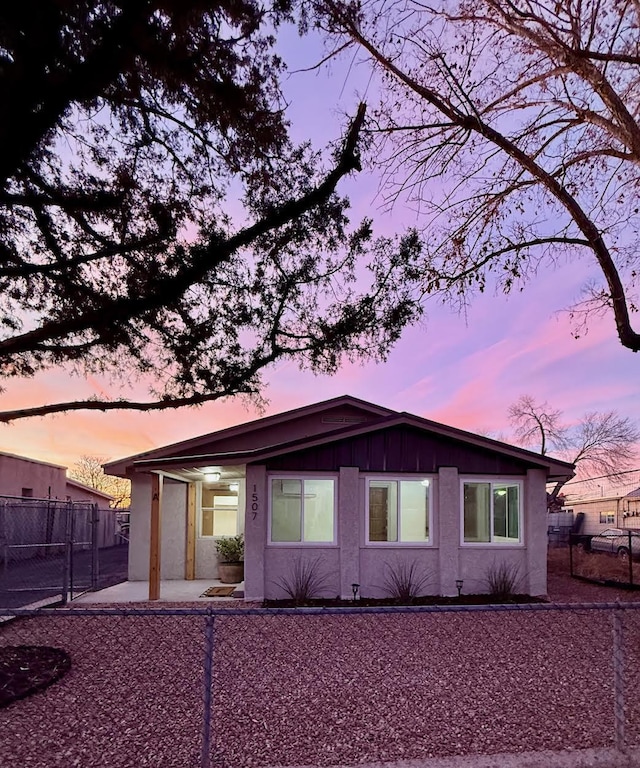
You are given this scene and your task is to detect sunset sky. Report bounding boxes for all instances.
[0,22,638,471]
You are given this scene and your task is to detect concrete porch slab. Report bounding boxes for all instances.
[73,579,244,603]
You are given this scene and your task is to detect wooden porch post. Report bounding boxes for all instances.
[185,482,196,580]
[149,472,163,600]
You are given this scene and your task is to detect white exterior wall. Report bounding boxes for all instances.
[160,480,187,579]
[566,497,623,534]
[129,474,151,581]
[129,475,189,580]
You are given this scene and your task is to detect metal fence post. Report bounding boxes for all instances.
[61,503,72,605]
[91,504,99,591]
[612,608,626,753]
[569,532,574,576]
[201,609,215,768]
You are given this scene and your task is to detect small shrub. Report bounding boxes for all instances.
[382,559,432,602]
[274,557,331,604]
[214,534,244,563]
[485,560,523,599]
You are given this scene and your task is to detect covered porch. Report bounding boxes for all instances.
[130,458,247,600]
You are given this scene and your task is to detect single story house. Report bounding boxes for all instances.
[105,396,574,600]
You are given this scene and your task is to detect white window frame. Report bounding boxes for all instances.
[460,478,524,547]
[198,484,240,539]
[267,473,338,546]
[365,475,434,546]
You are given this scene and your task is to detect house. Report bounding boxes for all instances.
[561,487,640,535]
[0,449,113,505]
[105,396,574,600]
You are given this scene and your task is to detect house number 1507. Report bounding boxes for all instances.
[251,484,259,519]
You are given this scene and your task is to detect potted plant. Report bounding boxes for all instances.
[215,534,244,584]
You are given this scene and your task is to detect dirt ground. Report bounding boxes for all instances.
[546,546,640,602]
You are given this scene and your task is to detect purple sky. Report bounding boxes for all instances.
[0,24,637,470]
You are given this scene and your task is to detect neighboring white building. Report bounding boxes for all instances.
[562,487,640,535]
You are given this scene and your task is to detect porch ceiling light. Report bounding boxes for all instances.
[229,483,239,492]
[204,472,221,483]
[421,479,430,487]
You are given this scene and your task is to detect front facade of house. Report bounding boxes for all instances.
[106,396,574,599]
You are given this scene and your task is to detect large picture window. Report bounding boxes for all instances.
[270,477,335,544]
[463,481,521,544]
[367,478,431,544]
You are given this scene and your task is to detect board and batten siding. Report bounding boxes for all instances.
[259,425,534,475]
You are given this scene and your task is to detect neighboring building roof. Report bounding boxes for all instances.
[625,487,640,499]
[108,395,575,481]
[0,449,66,470]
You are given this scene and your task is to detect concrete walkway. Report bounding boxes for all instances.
[73,578,243,603]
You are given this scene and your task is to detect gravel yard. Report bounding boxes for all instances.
[1,552,639,768]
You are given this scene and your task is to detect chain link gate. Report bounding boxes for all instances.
[0,497,99,608]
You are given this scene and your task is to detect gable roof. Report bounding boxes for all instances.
[105,395,395,476]
[123,403,575,481]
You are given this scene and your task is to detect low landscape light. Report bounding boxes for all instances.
[455,579,463,597]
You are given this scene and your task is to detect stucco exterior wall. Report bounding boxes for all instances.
[160,480,187,579]
[129,475,151,581]
[0,453,67,499]
[525,468,548,596]
[129,475,189,580]
[358,548,440,598]
[243,466,541,601]
[65,482,112,505]
[263,547,340,600]
[244,465,267,600]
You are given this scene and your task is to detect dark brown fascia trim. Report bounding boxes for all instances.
[105,394,397,475]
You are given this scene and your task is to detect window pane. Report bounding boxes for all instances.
[493,484,519,542]
[202,488,215,508]
[271,479,302,542]
[493,487,507,537]
[212,496,238,536]
[369,481,398,542]
[400,481,429,542]
[507,485,519,540]
[201,508,214,537]
[302,479,334,542]
[464,483,491,542]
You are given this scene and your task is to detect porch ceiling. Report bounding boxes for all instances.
[137,463,246,482]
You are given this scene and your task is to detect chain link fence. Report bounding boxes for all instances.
[570,530,640,589]
[1,602,640,767]
[0,496,128,608]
